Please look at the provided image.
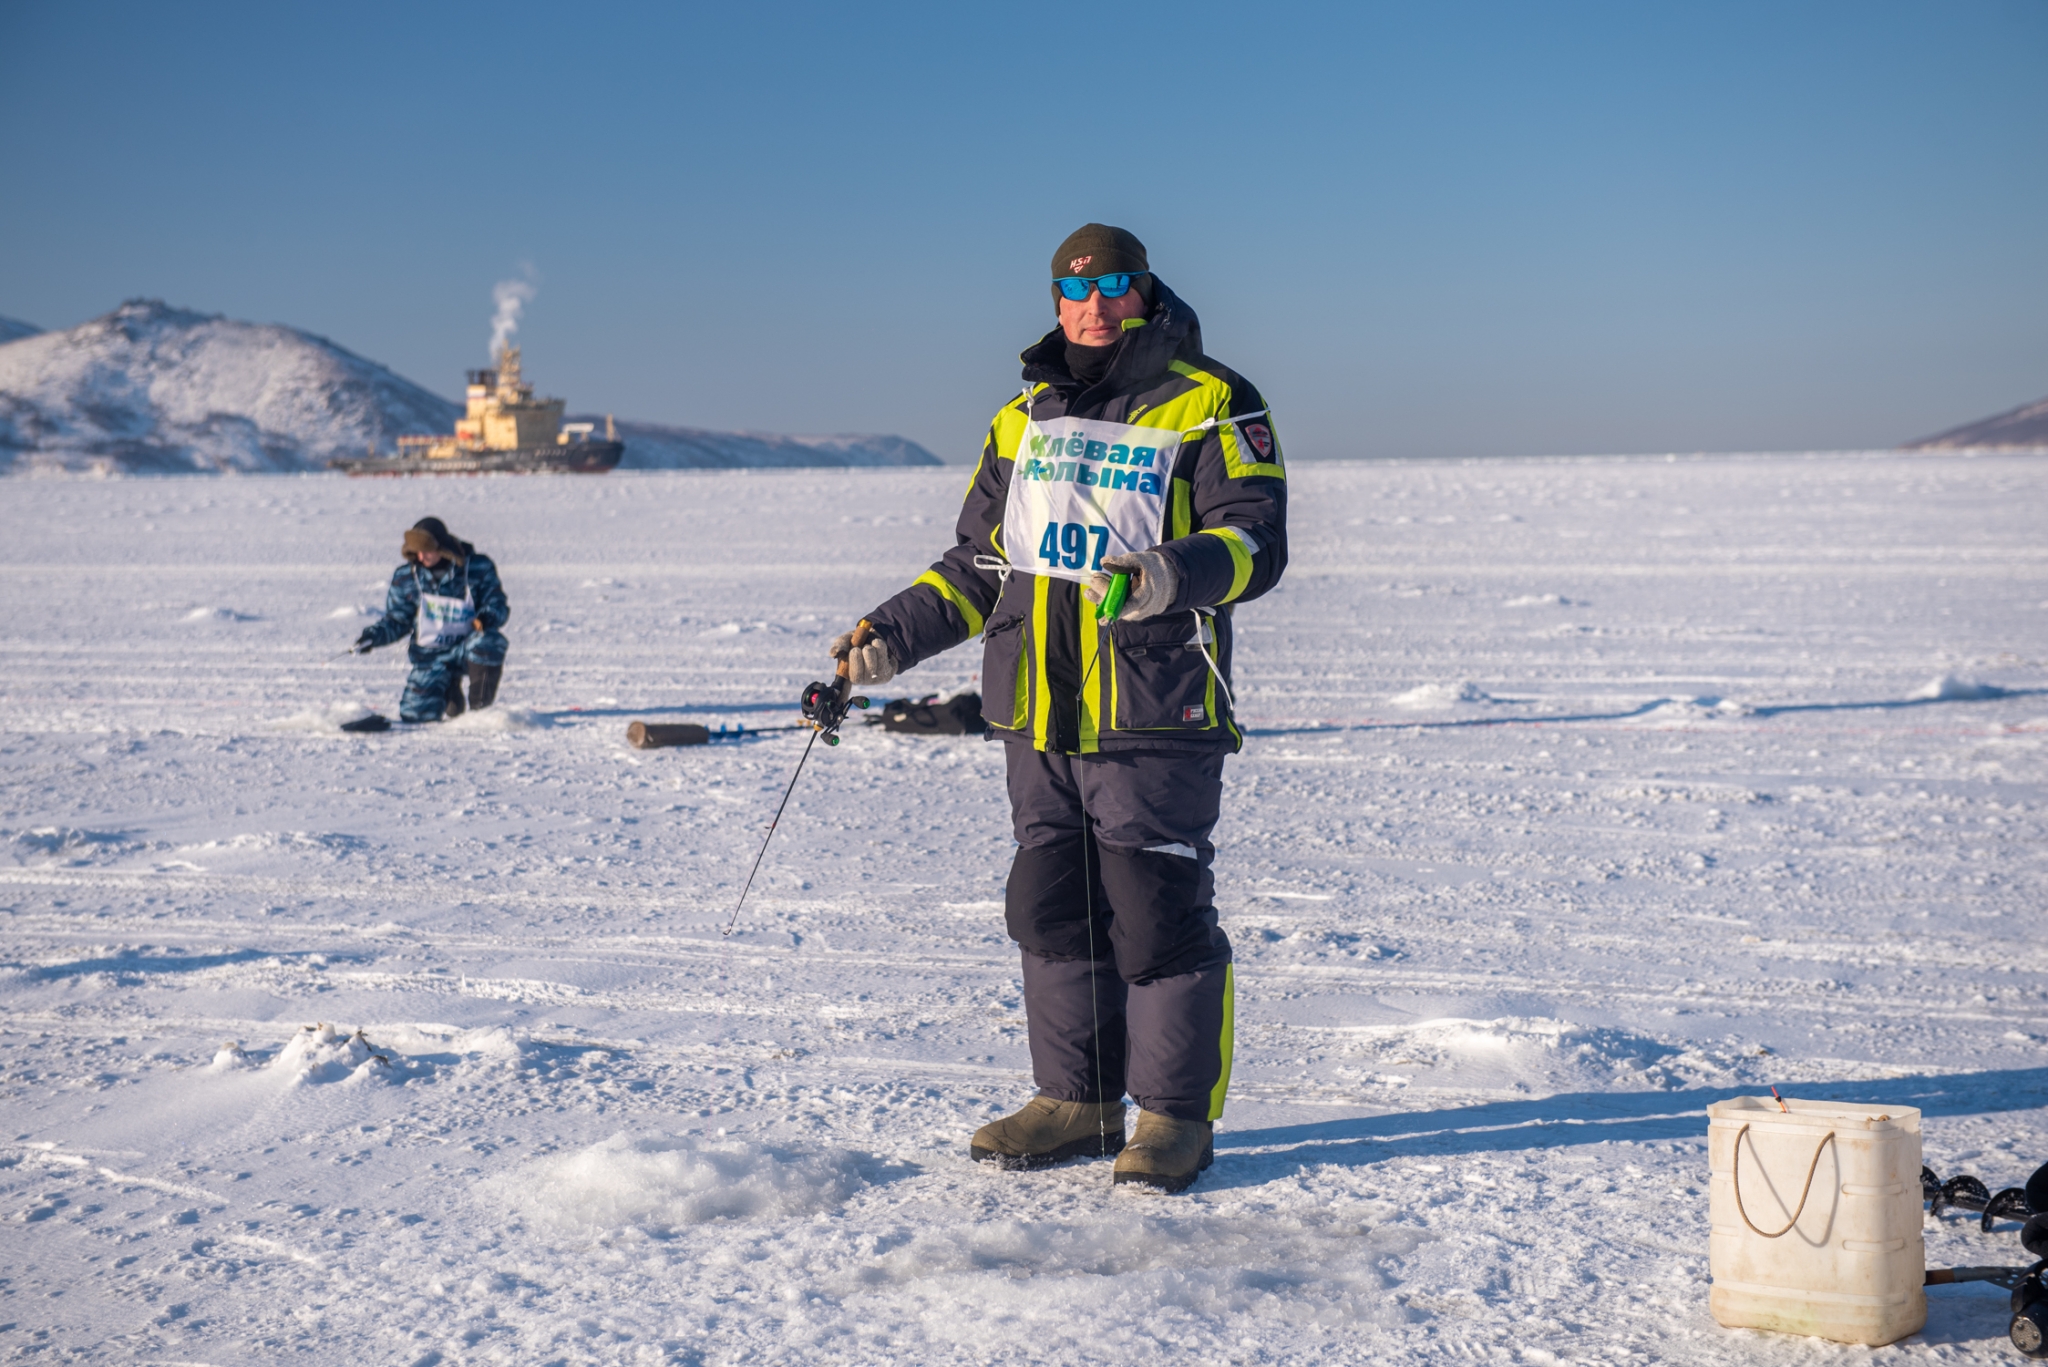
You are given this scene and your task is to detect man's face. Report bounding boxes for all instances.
[417,550,443,568]
[1057,281,1146,347]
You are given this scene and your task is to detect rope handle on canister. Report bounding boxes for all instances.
[1731,1122,1837,1238]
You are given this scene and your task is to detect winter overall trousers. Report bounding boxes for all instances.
[400,630,508,723]
[1003,744,1234,1122]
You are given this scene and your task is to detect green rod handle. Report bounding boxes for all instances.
[1096,571,1131,623]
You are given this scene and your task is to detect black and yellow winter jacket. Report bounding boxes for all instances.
[863,279,1287,753]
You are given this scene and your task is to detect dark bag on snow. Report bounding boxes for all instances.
[874,692,985,737]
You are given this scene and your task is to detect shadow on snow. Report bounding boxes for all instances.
[1242,685,2047,738]
[15,946,369,980]
[1212,1066,2048,1183]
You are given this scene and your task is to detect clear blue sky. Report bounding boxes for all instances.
[2,1,2043,459]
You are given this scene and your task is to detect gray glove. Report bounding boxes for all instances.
[1087,549,1178,621]
[829,629,898,687]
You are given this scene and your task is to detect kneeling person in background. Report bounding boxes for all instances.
[351,517,510,722]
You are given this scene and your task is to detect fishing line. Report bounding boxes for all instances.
[723,728,821,937]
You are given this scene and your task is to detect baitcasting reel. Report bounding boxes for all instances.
[799,676,869,746]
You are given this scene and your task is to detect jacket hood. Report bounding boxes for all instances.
[1020,276,1203,401]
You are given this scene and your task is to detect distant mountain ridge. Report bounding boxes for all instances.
[0,300,939,474]
[0,316,40,345]
[1904,393,2048,451]
[603,419,940,470]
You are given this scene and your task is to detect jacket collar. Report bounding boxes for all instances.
[1019,277,1202,406]
[411,557,464,583]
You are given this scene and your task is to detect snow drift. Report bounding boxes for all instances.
[513,1134,866,1233]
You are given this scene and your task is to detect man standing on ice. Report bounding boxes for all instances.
[350,517,510,723]
[831,224,1287,1192]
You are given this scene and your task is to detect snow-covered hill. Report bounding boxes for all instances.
[0,300,941,475]
[0,314,41,344]
[0,300,462,475]
[605,417,940,469]
[1904,391,2048,450]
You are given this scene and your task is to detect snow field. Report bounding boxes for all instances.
[1,454,2045,1364]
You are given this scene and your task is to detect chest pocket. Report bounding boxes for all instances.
[1110,615,1220,731]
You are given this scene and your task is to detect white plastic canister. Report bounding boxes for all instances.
[1707,1097,1924,1346]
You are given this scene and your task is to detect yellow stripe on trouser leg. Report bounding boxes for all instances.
[1208,963,1235,1121]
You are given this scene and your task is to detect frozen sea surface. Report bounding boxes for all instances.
[1,455,2045,1364]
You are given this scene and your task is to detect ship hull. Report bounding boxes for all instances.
[331,441,623,476]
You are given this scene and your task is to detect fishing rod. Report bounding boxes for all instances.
[722,621,873,936]
[720,574,1123,935]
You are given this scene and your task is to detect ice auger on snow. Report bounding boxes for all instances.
[1925,1163,2038,1233]
[1920,1159,2048,1356]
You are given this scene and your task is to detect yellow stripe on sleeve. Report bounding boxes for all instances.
[912,570,984,638]
[1200,526,1255,603]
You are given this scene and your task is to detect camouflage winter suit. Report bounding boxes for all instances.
[361,554,510,722]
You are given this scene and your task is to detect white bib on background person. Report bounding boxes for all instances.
[414,582,475,649]
[1002,409,1177,583]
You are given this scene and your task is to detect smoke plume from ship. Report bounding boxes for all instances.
[489,273,536,362]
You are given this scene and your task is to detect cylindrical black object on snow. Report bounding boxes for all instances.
[627,721,711,749]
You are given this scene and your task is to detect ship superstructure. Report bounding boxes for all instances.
[333,347,622,476]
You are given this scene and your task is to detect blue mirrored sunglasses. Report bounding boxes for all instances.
[1056,272,1140,301]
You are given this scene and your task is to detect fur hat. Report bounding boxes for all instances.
[402,518,465,564]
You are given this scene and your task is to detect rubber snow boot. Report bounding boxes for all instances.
[1111,1110,1213,1194]
[969,1095,1125,1170]
[443,671,467,720]
[467,663,502,710]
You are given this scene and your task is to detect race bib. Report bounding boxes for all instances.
[1003,413,1178,583]
[415,590,475,648]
